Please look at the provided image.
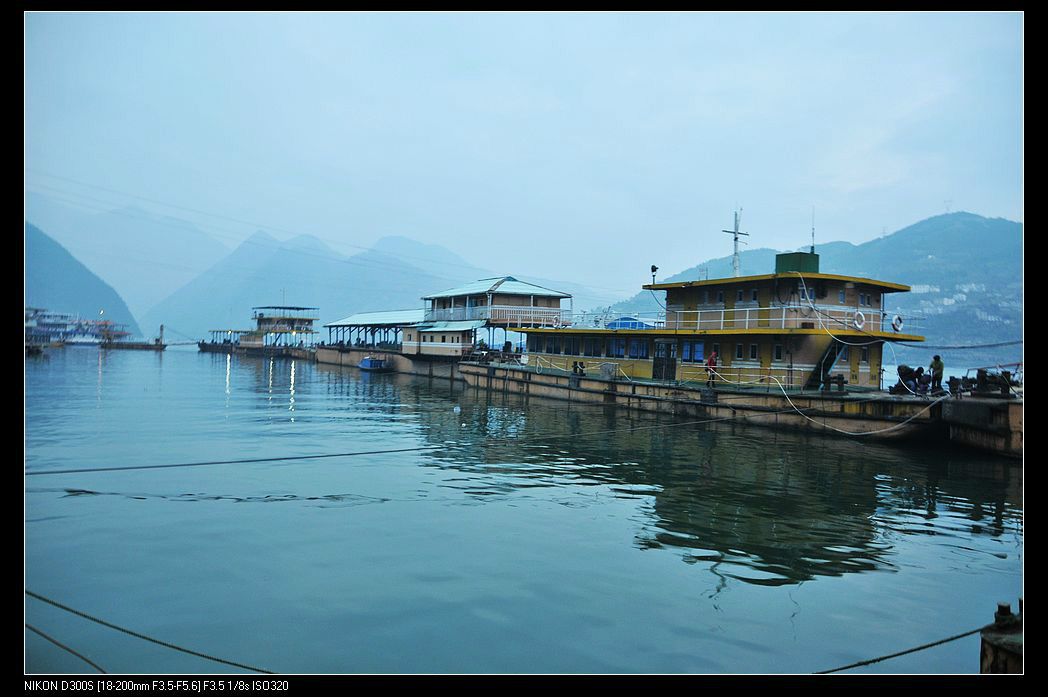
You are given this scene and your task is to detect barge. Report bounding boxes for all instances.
[198,306,318,359]
[313,246,1021,458]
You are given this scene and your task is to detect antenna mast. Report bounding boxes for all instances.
[811,206,816,254]
[722,209,749,277]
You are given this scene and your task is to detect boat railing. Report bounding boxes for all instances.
[557,305,922,333]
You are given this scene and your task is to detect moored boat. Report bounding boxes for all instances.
[358,355,393,372]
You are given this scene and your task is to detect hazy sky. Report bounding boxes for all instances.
[25,12,1023,295]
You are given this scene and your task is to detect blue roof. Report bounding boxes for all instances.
[605,316,657,330]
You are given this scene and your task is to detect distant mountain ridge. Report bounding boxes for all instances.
[25,192,230,317]
[139,232,472,339]
[24,223,142,336]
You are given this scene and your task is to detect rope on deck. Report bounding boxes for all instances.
[25,590,274,674]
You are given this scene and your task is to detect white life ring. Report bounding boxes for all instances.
[891,314,904,332]
[853,311,865,330]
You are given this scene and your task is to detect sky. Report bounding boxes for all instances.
[25,12,1023,296]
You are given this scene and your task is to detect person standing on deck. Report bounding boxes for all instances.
[929,355,945,391]
[705,351,718,388]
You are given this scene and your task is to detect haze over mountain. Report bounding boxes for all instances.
[608,212,1023,368]
[24,223,142,336]
[141,232,477,340]
[25,192,230,317]
[140,229,626,340]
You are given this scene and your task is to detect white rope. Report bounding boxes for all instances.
[791,272,886,347]
[791,272,923,396]
[767,375,951,436]
[709,366,768,386]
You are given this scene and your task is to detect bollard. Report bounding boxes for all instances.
[980,599,1023,673]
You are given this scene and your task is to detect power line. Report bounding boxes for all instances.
[25,590,274,674]
[891,340,1023,350]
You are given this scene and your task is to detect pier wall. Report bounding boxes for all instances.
[459,362,941,441]
[311,349,1022,458]
[942,399,1023,457]
[316,346,464,381]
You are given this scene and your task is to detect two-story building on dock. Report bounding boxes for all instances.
[318,276,572,378]
[515,251,924,390]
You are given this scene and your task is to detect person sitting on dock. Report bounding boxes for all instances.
[914,366,932,394]
[892,365,918,395]
[929,355,945,391]
[705,351,718,388]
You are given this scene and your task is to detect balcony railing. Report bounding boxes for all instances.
[424,305,571,326]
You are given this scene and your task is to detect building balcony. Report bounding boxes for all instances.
[424,305,571,326]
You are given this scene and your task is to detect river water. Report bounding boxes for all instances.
[25,348,1023,674]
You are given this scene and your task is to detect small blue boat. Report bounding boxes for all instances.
[358,356,393,372]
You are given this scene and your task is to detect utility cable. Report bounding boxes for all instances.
[25,590,274,674]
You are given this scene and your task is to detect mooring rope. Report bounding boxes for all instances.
[26,380,946,478]
[815,626,985,673]
[768,375,952,436]
[26,622,107,674]
[25,590,275,674]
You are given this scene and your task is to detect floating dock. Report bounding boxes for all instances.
[458,361,1022,457]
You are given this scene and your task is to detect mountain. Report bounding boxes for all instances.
[25,192,230,319]
[607,212,1023,369]
[139,233,472,340]
[24,223,143,336]
[142,230,625,341]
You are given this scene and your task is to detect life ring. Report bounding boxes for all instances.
[891,314,904,332]
[853,311,865,330]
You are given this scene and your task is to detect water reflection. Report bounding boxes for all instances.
[310,363,1021,589]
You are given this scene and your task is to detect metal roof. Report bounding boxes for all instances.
[644,272,911,293]
[415,320,487,333]
[325,309,425,327]
[422,276,571,300]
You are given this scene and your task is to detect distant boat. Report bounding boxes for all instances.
[358,356,393,372]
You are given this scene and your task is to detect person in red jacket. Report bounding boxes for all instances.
[705,351,718,388]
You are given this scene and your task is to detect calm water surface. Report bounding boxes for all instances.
[25,348,1023,673]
